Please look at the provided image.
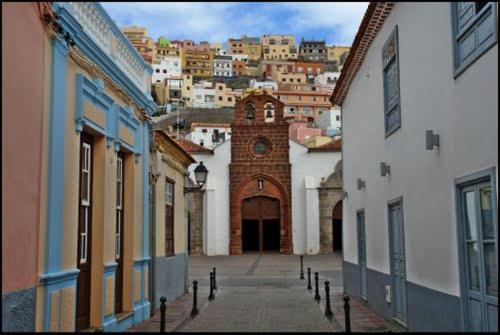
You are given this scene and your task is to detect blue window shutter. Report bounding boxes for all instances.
[383,26,401,136]
[453,2,498,76]
[457,2,475,34]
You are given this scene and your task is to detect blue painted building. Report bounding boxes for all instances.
[33,2,157,331]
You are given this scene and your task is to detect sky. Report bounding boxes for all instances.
[101,2,368,47]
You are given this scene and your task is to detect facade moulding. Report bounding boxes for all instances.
[52,3,157,116]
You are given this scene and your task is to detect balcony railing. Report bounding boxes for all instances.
[65,2,151,92]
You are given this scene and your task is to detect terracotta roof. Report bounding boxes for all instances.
[331,2,394,106]
[153,131,196,164]
[308,138,342,152]
[176,138,214,155]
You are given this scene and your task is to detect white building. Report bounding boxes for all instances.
[214,55,233,77]
[249,79,278,91]
[152,56,182,83]
[314,71,341,85]
[187,123,232,149]
[187,139,341,255]
[333,2,498,332]
[229,53,249,63]
[191,82,216,108]
[316,106,341,134]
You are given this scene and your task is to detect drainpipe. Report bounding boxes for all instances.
[149,172,157,315]
[148,121,158,316]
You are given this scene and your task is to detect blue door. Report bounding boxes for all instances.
[459,181,498,332]
[389,200,407,326]
[357,210,368,299]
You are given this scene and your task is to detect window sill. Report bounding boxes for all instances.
[385,124,401,139]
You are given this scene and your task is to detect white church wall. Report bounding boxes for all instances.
[190,140,231,255]
[289,140,342,255]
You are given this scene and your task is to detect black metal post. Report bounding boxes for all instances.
[191,280,199,316]
[314,272,321,301]
[343,295,351,333]
[324,281,333,317]
[160,296,167,333]
[208,272,215,300]
[213,267,217,290]
[300,255,304,279]
[307,267,312,290]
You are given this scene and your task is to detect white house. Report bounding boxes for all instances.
[191,82,216,108]
[314,71,341,86]
[187,123,232,149]
[214,55,233,77]
[229,53,249,63]
[152,56,182,83]
[249,79,278,91]
[316,106,341,134]
[332,2,498,332]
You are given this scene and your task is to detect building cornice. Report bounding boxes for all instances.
[331,2,394,106]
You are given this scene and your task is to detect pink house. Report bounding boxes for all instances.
[289,120,322,143]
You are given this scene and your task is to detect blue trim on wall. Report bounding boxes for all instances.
[40,268,80,332]
[142,122,150,257]
[44,35,69,275]
[53,4,157,115]
[75,73,143,157]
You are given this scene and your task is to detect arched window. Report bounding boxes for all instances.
[264,102,275,122]
[245,103,255,120]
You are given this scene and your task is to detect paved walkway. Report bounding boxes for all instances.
[129,253,404,332]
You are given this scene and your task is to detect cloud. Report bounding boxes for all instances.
[101,2,368,46]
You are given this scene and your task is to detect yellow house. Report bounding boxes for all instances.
[36,3,156,332]
[273,71,307,84]
[327,45,351,63]
[214,83,243,108]
[150,130,195,308]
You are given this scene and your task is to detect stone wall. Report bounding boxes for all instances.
[187,179,204,255]
[318,160,343,254]
[229,95,292,254]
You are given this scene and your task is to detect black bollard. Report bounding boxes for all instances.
[208,272,215,300]
[343,295,351,333]
[191,280,199,316]
[160,296,167,333]
[300,255,304,279]
[213,267,218,290]
[314,272,321,301]
[324,281,333,317]
[307,267,312,290]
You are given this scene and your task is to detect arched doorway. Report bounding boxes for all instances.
[241,196,280,252]
[332,201,342,252]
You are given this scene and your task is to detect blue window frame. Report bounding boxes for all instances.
[451,2,498,78]
[382,26,401,137]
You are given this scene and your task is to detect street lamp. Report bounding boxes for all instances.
[184,161,209,193]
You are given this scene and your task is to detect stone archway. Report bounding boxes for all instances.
[318,160,343,254]
[230,173,292,254]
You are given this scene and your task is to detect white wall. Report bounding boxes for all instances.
[192,87,216,108]
[214,59,232,77]
[152,56,181,83]
[190,140,231,255]
[342,2,498,296]
[289,140,342,254]
[187,126,231,149]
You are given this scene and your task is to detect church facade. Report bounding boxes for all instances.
[186,94,342,255]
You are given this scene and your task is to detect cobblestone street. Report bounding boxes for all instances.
[131,253,404,332]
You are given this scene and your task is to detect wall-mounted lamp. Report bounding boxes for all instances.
[380,162,391,177]
[357,178,366,190]
[258,178,264,191]
[184,161,209,193]
[426,130,440,150]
